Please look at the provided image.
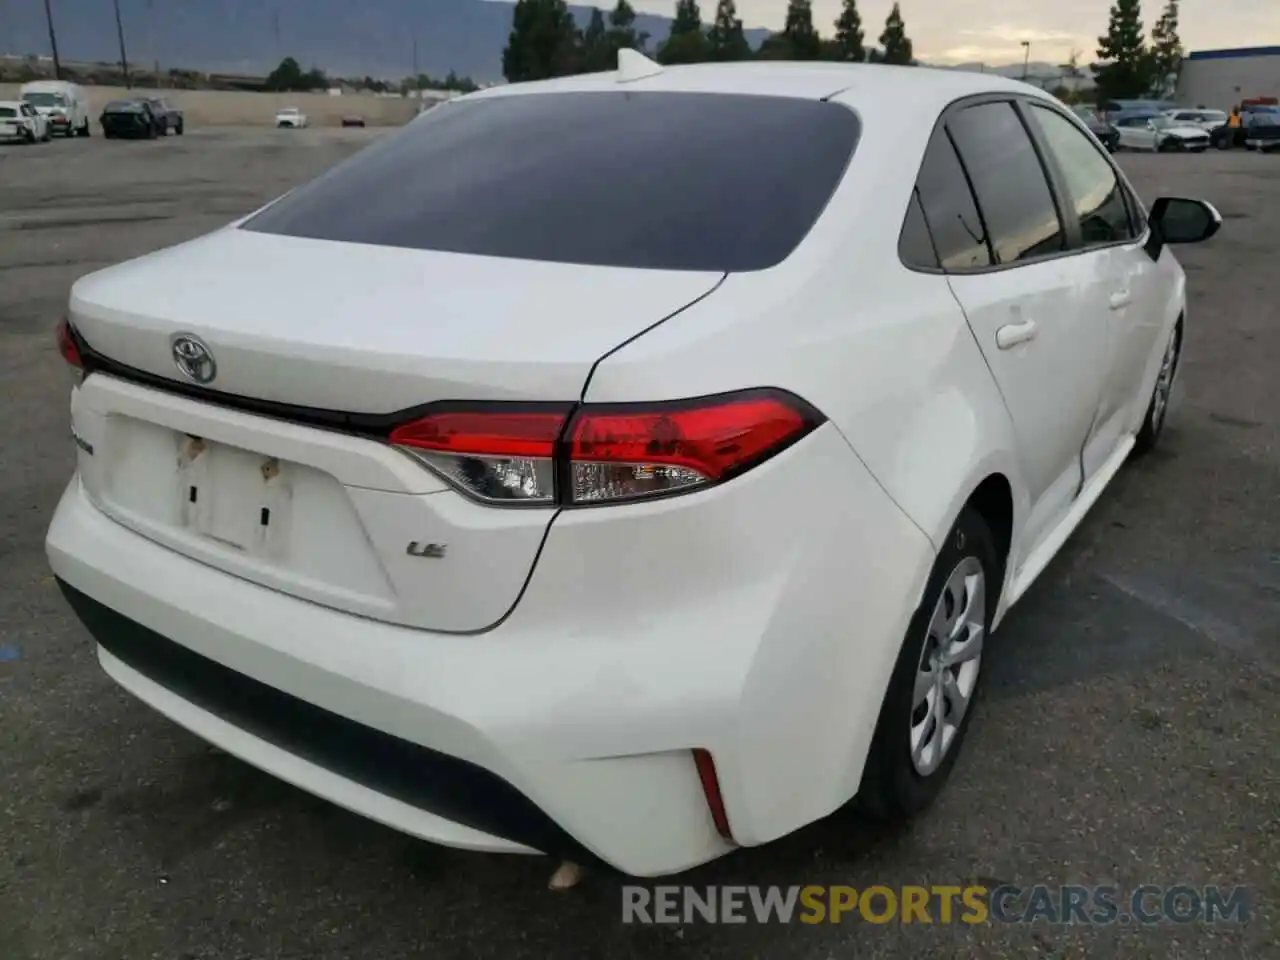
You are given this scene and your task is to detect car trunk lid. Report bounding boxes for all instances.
[67,228,723,632]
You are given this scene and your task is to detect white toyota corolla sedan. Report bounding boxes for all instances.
[46,54,1220,877]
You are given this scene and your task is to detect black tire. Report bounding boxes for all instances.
[858,507,1000,822]
[1133,319,1182,456]
[277,121,289,128]
[176,121,184,135]
[147,123,158,139]
[80,120,91,137]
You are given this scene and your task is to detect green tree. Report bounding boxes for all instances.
[1094,0,1152,101]
[782,0,821,60]
[1148,0,1182,96]
[878,3,913,65]
[581,7,614,71]
[755,34,794,60]
[265,56,304,91]
[607,0,648,54]
[670,0,702,36]
[832,0,865,62]
[502,0,581,82]
[659,0,711,62]
[707,0,751,60]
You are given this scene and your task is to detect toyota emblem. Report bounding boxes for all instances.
[171,334,217,385]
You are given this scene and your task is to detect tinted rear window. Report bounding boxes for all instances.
[243,92,861,272]
[105,101,141,112]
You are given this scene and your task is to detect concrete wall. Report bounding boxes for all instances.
[1176,50,1280,110]
[0,83,420,127]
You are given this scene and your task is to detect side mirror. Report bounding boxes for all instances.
[1146,119,1157,130]
[1144,197,1223,260]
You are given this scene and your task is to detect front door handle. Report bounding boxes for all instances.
[1109,290,1133,311]
[996,319,1038,349]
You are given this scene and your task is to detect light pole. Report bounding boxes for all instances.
[113,0,132,88]
[43,0,63,79]
[1021,40,1031,81]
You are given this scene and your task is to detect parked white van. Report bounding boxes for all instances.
[19,80,91,137]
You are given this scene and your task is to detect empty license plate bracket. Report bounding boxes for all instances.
[178,436,293,557]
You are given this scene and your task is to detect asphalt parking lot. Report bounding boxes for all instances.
[1,128,1277,959]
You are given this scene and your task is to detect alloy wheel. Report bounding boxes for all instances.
[1150,325,1180,433]
[910,556,985,776]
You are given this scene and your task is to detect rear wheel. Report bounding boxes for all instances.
[1133,319,1182,456]
[176,120,184,135]
[858,507,998,821]
[79,119,90,137]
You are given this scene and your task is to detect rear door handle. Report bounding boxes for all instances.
[1109,290,1133,311]
[996,319,1038,349]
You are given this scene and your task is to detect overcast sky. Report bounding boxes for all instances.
[639,0,1275,64]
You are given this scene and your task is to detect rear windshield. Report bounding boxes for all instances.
[105,101,141,112]
[243,91,861,272]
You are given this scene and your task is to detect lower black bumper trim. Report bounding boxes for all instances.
[57,579,598,865]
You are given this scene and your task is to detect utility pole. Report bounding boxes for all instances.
[43,0,63,79]
[113,0,132,87]
[146,0,156,87]
[412,36,421,106]
[1020,40,1031,81]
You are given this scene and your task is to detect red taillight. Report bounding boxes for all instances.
[692,748,734,842]
[56,317,83,369]
[566,391,816,504]
[387,389,822,507]
[389,407,571,505]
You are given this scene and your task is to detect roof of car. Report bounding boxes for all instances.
[461,60,1044,112]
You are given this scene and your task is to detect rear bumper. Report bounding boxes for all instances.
[47,422,934,875]
[58,579,573,860]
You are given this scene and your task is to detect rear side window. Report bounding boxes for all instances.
[1025,105,1134,246]
[244,92,861,273]
[0,107,15,118]
[946,102,1065,264]
[911,128,991,270]
[898,191,939,269]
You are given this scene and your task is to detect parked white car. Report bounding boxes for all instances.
[19,79,91,137]
[275,107,309,128]
[1116,114,1210,151]
[48,55,1221,878]
[0,100,51,142]
[1163,108,1228,132]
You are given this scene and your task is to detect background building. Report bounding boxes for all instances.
[1177,46,1280,108]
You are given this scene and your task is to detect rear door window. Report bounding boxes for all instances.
[945,101,1065,264]
[898,191,940,269]
[909,128,991,270]
[243,92,861,272]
